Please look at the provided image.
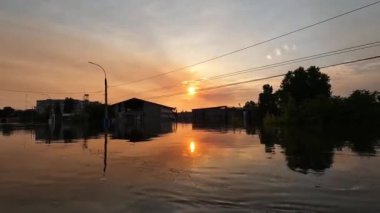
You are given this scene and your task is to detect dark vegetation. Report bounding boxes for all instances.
[0,106,39,123]
[244,66,380,128]
[242,66,380,174]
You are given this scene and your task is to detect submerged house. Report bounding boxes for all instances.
[36,98,86,119]
[112,98,176,124]
[192,106,244,124]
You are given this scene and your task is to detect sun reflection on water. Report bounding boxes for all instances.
[190,141,196,153]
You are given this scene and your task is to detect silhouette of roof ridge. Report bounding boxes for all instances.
[112,97,175,110]
[192,106,230,111]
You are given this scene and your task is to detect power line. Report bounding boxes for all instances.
[208,41,380,80]
[110,84,180,102]
[108,0,380,88]
[320,55,380,69]
[6,37,378,99]
[145,55,380,100]
[112,41,380,103]
[3,1,379,98]
[7,1,378,98]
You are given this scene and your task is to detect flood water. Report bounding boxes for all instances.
[0,123,379,212]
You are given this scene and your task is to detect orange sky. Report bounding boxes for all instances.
[1,0,380,111]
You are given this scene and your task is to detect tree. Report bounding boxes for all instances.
[243,101,256,109]
[344,90,380,125]
[278,66,331,105]
[347,90,378,105]
[243,100,258,124]
[258,84,278,119]
[1,107,15,117]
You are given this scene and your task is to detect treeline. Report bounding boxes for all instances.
[244,66,380,127]
[0,107,37,123]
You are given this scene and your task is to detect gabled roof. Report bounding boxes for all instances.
[112,98,175,110]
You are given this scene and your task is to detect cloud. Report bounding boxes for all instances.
[0,12,199,109]
[326,63,380,96]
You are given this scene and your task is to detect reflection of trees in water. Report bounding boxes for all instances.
[280,128,335,174]
[326,126,379,156]
[259,126,379,174]
[245,125,257,135]
[258,127,279,154]
[1,125,14,136]
[1,125,34,136]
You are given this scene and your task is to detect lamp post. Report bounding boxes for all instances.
[88,61,108,129]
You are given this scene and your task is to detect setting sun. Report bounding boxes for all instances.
[187,86,197,96]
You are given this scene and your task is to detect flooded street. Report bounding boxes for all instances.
[0,123,379,212]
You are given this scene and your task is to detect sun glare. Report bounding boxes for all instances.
[190,141,196,153]
[187,86,196,96]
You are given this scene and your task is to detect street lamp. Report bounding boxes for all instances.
[88,61,108,129]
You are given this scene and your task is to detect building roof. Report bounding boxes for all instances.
[192,106,228,111]
[36,98,83,102]
[112,98,175,110]
[192,106,243,111]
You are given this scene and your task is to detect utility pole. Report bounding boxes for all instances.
[88,61,108,129]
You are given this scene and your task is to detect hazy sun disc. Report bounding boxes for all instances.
[187,86,196,96]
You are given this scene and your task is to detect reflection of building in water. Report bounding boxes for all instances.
[112,120,174,142]
[34,124,102,143]
[192,121,249,134]
[112,98,176,124]
[192,106,244,124]
[192,123,229,133]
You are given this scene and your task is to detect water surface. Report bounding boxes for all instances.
[0,124,379,212]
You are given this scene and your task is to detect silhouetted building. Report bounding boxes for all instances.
[36,99,86,117]
[177,111,192,123]
[192,106,244,124]
[112,98,176,123]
